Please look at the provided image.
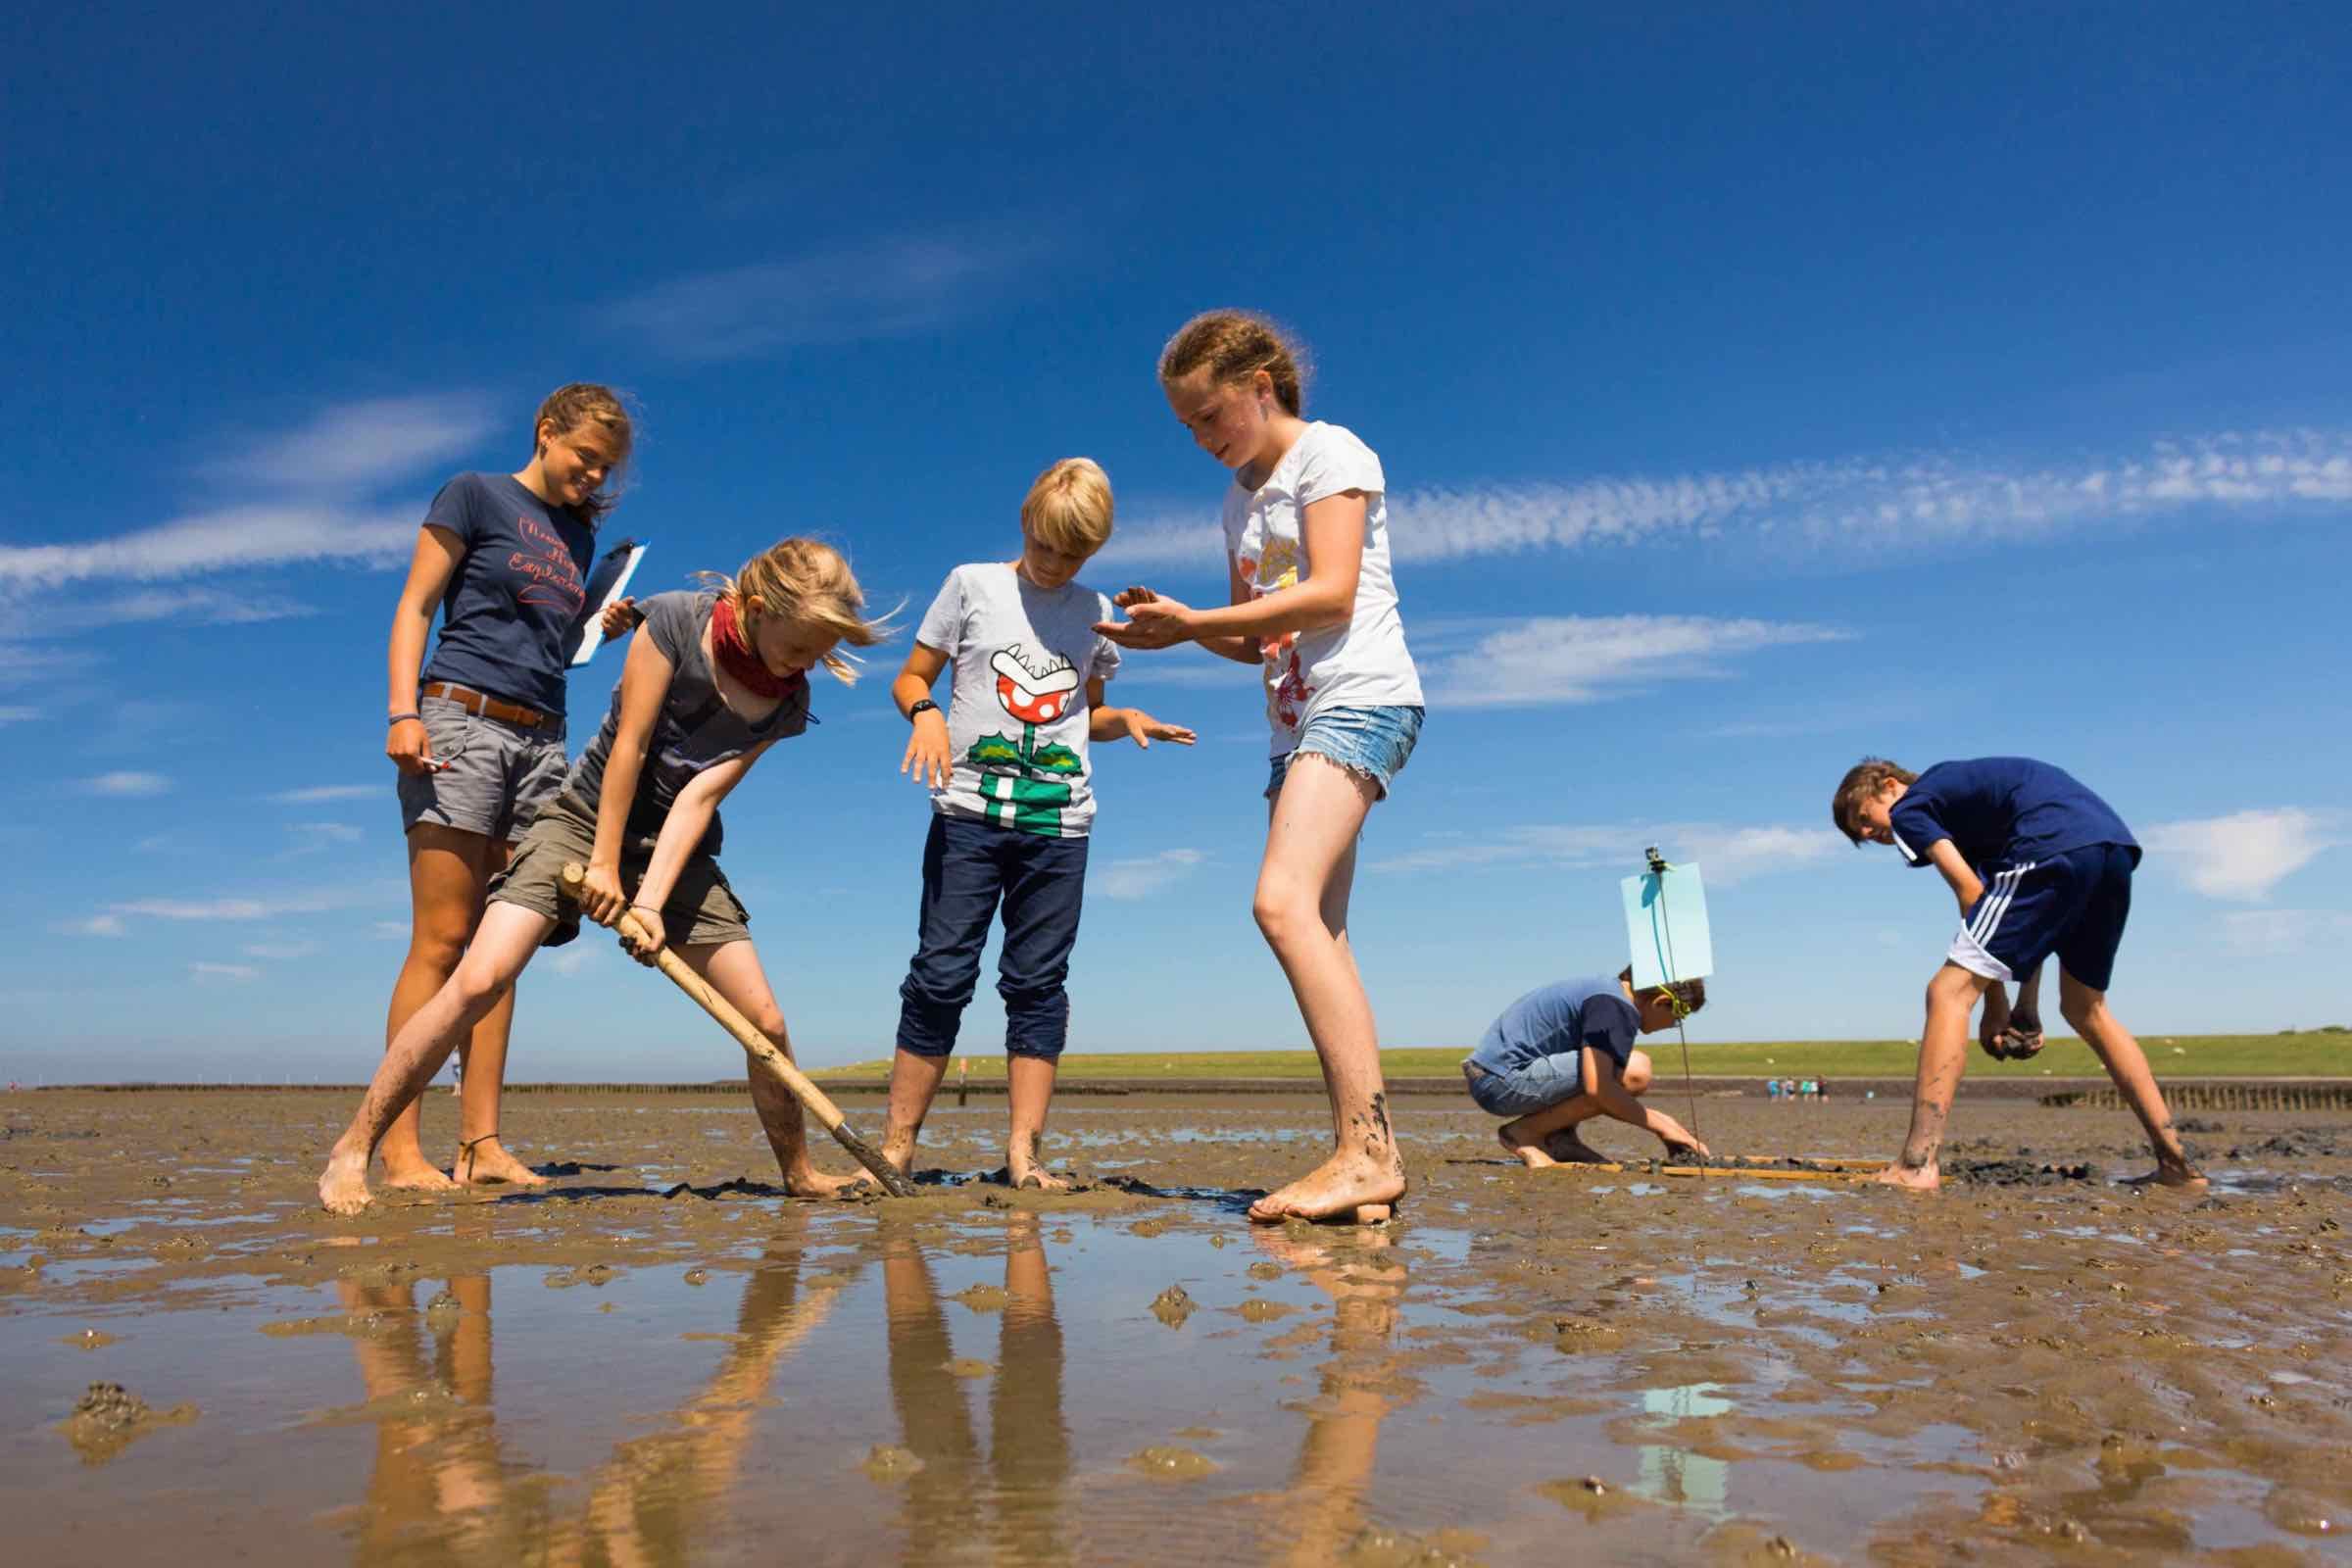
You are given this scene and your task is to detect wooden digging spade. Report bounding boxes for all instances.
[560,863,917,1198]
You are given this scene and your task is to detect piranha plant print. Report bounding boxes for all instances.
[966,643,1085,834]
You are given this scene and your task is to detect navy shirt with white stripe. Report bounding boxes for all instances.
[1888,758,2139,873]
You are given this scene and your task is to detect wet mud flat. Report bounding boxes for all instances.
[2,1091,2347,1565]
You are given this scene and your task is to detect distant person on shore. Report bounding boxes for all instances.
[379,384,636,1194]
[1834,756,2204,1191]
[881,460,1192,1188]
[321,540,888,1214]
[1463,972,1710,1167]
[1100,312,1425,1225]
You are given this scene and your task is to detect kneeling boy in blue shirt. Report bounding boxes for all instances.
[1834,756,2204,1192]
[1462,971,1709,1167]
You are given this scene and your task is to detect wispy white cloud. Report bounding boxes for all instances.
[2143,808,2341,902]
[1098,429,2352,568]
[0,646,77,685]
[209,393,494,492]
[285,822,365,851]
[82,771,172,798]
[0,705,36,723]
[55,914,125,938]
[1095,848,1207,902]
[2218,908,2352,958]
[267,784,378,804]
[107,891,346,921]
[242,941,319,960]
[0,502,417,591]
[545,945,607,977]
[85,588,318,627]
[1417,614,1849,709]
[1372,822,1843,884]
[189,961,260,983]
[612,232,1052,361]
[371,920,410,940]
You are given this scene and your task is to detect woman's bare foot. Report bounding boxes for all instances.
[318,1150,374,1215]
[783,1167,865,1199]
[452,1137,546,1189]
[1871,1161,1941,1193]
[1248,1152,1405,1226]
[380,1156,460,1193]
[1009,1159,1071,1192]
[2122,1162,2209,1191]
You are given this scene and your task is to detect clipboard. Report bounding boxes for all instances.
[565,537,649,666]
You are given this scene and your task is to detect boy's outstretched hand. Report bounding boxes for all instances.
[1105,708,1196,749]
[902,708,953,789]
[1094,585,1197,650]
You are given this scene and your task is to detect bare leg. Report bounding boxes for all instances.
[1875,962,1990,1192]
[319,903,554,1214]
[881,1049,950,1176]
[448,840,546,1189]
[2059,969,2205,1189]
[681,940,859,1198]
[1248,758,1403,1225]
[380,826,502,1191]
[1005,1054,1066,1189]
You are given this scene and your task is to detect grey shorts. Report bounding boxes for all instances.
[488,796,753,951]
[396,692,570,843]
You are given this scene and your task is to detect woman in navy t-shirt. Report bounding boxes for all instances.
[378,383,633,1191]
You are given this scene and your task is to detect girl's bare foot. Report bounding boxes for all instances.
[452,1136,547,1189]
[318,1150,374,1215]
[783,1167,864,1199]
[380,1157,459,1193]
[2123,1162,2208,1191]
[1248,1152,1405,1225]
[1009,1160,1071,1192]
[1871,1162,1941,1193]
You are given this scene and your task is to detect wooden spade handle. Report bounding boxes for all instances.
[559,863,915,1196]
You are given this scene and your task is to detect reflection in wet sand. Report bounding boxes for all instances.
[1246,1225,1413,1564]
[882,1215,1072,1566]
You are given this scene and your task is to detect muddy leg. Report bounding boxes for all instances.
[1875,962,1988,1193]
[1005,1054,1067,1190]
[2059,969,2205,1189]
[882,1049,950,1177]
[683,941,859,1198]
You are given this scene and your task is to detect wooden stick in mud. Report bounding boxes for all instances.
[559,863,917,1198]
[1542,1161,1878,1183]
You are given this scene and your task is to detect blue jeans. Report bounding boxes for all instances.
[1462,1054,1585,1118]
[896,814,1089,1059]
[1265,704,1425,800]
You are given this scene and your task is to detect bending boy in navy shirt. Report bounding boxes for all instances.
[1462,970,1709,1167]
[1834,757,2204,1191]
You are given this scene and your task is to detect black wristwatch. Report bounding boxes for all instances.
[907,699,940,721]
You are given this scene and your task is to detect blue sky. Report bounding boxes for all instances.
[6,3,2349,1082]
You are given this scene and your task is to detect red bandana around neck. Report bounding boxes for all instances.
[710,593,803,701]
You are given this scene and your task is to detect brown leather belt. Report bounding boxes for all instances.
[421,681,554,730]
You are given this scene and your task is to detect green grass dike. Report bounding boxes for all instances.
[813,1029,2352,1083]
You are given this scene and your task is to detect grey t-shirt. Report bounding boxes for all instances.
[417,471,597,714]
[564,590,809,856]
[917,564,1120,838]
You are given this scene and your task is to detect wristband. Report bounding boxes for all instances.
[906,699,940,721]
[388,711,420,724]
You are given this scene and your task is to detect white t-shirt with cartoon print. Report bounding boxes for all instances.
[916,563,1121,839]
[1220,420,1424,757]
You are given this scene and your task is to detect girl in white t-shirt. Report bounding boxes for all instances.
[1099,311,1425,1224]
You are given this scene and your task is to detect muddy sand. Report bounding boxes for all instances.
[2,1090,2347,1565]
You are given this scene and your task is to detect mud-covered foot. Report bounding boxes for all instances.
[1872,1161,1941,1193]
[453,1137,547,1189]
[380,1156,459,1193]
[318,1151,374,1215]
[1247,1152,1406,1225]
[1009,1161,1071,1192]
[2123,1161,2209,1191]
[784,1167,865,1199]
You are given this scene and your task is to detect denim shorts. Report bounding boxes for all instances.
[1461,1054,1585,1118]
[396,692,569,843]
[1265,704,1425,801]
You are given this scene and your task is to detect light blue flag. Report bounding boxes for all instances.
[1622,860,1713,989]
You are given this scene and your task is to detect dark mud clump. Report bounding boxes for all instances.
[1150,1283,1196,1327]
[62,1382,197,1464]
[2229,1129,2344,1159]
[1945,1157,2097,1186]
